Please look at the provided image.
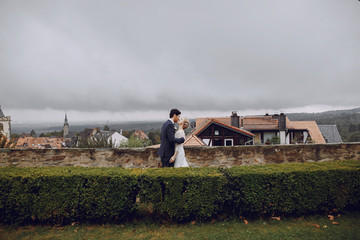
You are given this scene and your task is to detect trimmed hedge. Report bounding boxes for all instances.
[0,168,138,224]
[137,168,226,222]
[0,160,359,224]
[221,160,360,218]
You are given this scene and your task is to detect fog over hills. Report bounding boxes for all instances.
[11,121,166,135]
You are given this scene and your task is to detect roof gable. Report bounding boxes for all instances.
[194,119,254,138]
[184,135,206,146]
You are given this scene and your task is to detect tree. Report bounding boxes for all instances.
[77,135,114,148]
[349,124,357,132]
[103,125,110,131]
[30,129,36,137]
[119,136,151,148]
[148,131,161,145]
[122,130,134,139]
[269,136,280,145]
[349,133,360,142]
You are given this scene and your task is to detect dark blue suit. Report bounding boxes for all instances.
[158,120,185,167]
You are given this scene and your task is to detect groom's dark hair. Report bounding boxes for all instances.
[169,109,181,118]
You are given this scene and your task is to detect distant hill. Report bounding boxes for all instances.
[12,119,197,136]
[12,121,164,135]
[287,107,360,142]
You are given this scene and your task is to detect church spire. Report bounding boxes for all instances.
[63,113,69,138]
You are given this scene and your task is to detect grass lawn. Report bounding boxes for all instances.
[1,213,359,240]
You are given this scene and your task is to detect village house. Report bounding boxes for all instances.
[185,111,326,146]
[185,117,254,147]
[94,130,128,147]
[67,127,128,148]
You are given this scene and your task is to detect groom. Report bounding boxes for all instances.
[158,109,185,167]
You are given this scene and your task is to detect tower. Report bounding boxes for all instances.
[0,105,11,139]
[63,113,69,138]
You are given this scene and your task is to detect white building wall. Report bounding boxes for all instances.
[279,131,286,144]
[110,132,128,147]
[0,117,11,139]
[303,131,309,143]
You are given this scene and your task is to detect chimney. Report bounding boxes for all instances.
[278,113,286,131]
[231,111,240,128]
[120,129,123,135]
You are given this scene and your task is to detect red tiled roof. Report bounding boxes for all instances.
[15,137,65,149]
[133,129,149,140]
[184,135,206,146]
[287,121,326,144]
[242,116,279,130]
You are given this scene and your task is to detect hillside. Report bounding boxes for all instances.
[11,108,360,142]
[287,107,360,142]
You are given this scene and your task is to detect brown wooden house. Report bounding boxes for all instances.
[187,119,254,146]
[192,111,326,145]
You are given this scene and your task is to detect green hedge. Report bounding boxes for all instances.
[0,168,138,224]
[137,168,226,222]
[221,160,360,218]
[0,160,359,224]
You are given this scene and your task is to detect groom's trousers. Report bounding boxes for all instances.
[161,156,174,167]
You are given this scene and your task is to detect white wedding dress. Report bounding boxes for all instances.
[174,129,189,167]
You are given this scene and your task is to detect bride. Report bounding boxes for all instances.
[170,117,190,168]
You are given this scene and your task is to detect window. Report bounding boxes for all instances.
[214,130,219,135]
[225,139,233,146]
[203,139,211,146]
[213,139,222,146]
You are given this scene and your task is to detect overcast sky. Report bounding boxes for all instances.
[1,0,359,123]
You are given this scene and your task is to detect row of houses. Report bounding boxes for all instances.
[13,128,150,149]
[1,106,342,149]
[184,111,342,147]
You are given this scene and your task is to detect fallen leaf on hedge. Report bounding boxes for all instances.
[323,225,327,228]
[31,215,36,221]
[191,221,196,225]
[211,219,215,224]
[244,220,248,224]
[313,224,320,228]
[328,215,334,221]
[332,222,340,225]
[272,217,281,221]
[120,225,124,228]
[337,214,341,218]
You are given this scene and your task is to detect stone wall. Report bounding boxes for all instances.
[1,143,360,168]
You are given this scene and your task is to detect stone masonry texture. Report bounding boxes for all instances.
[1,143,360,168]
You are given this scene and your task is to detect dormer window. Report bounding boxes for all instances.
[214,130,219,136]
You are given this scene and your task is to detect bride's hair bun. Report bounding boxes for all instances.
[183,117,190,129]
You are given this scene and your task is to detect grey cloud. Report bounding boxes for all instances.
[1,0,360,116]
